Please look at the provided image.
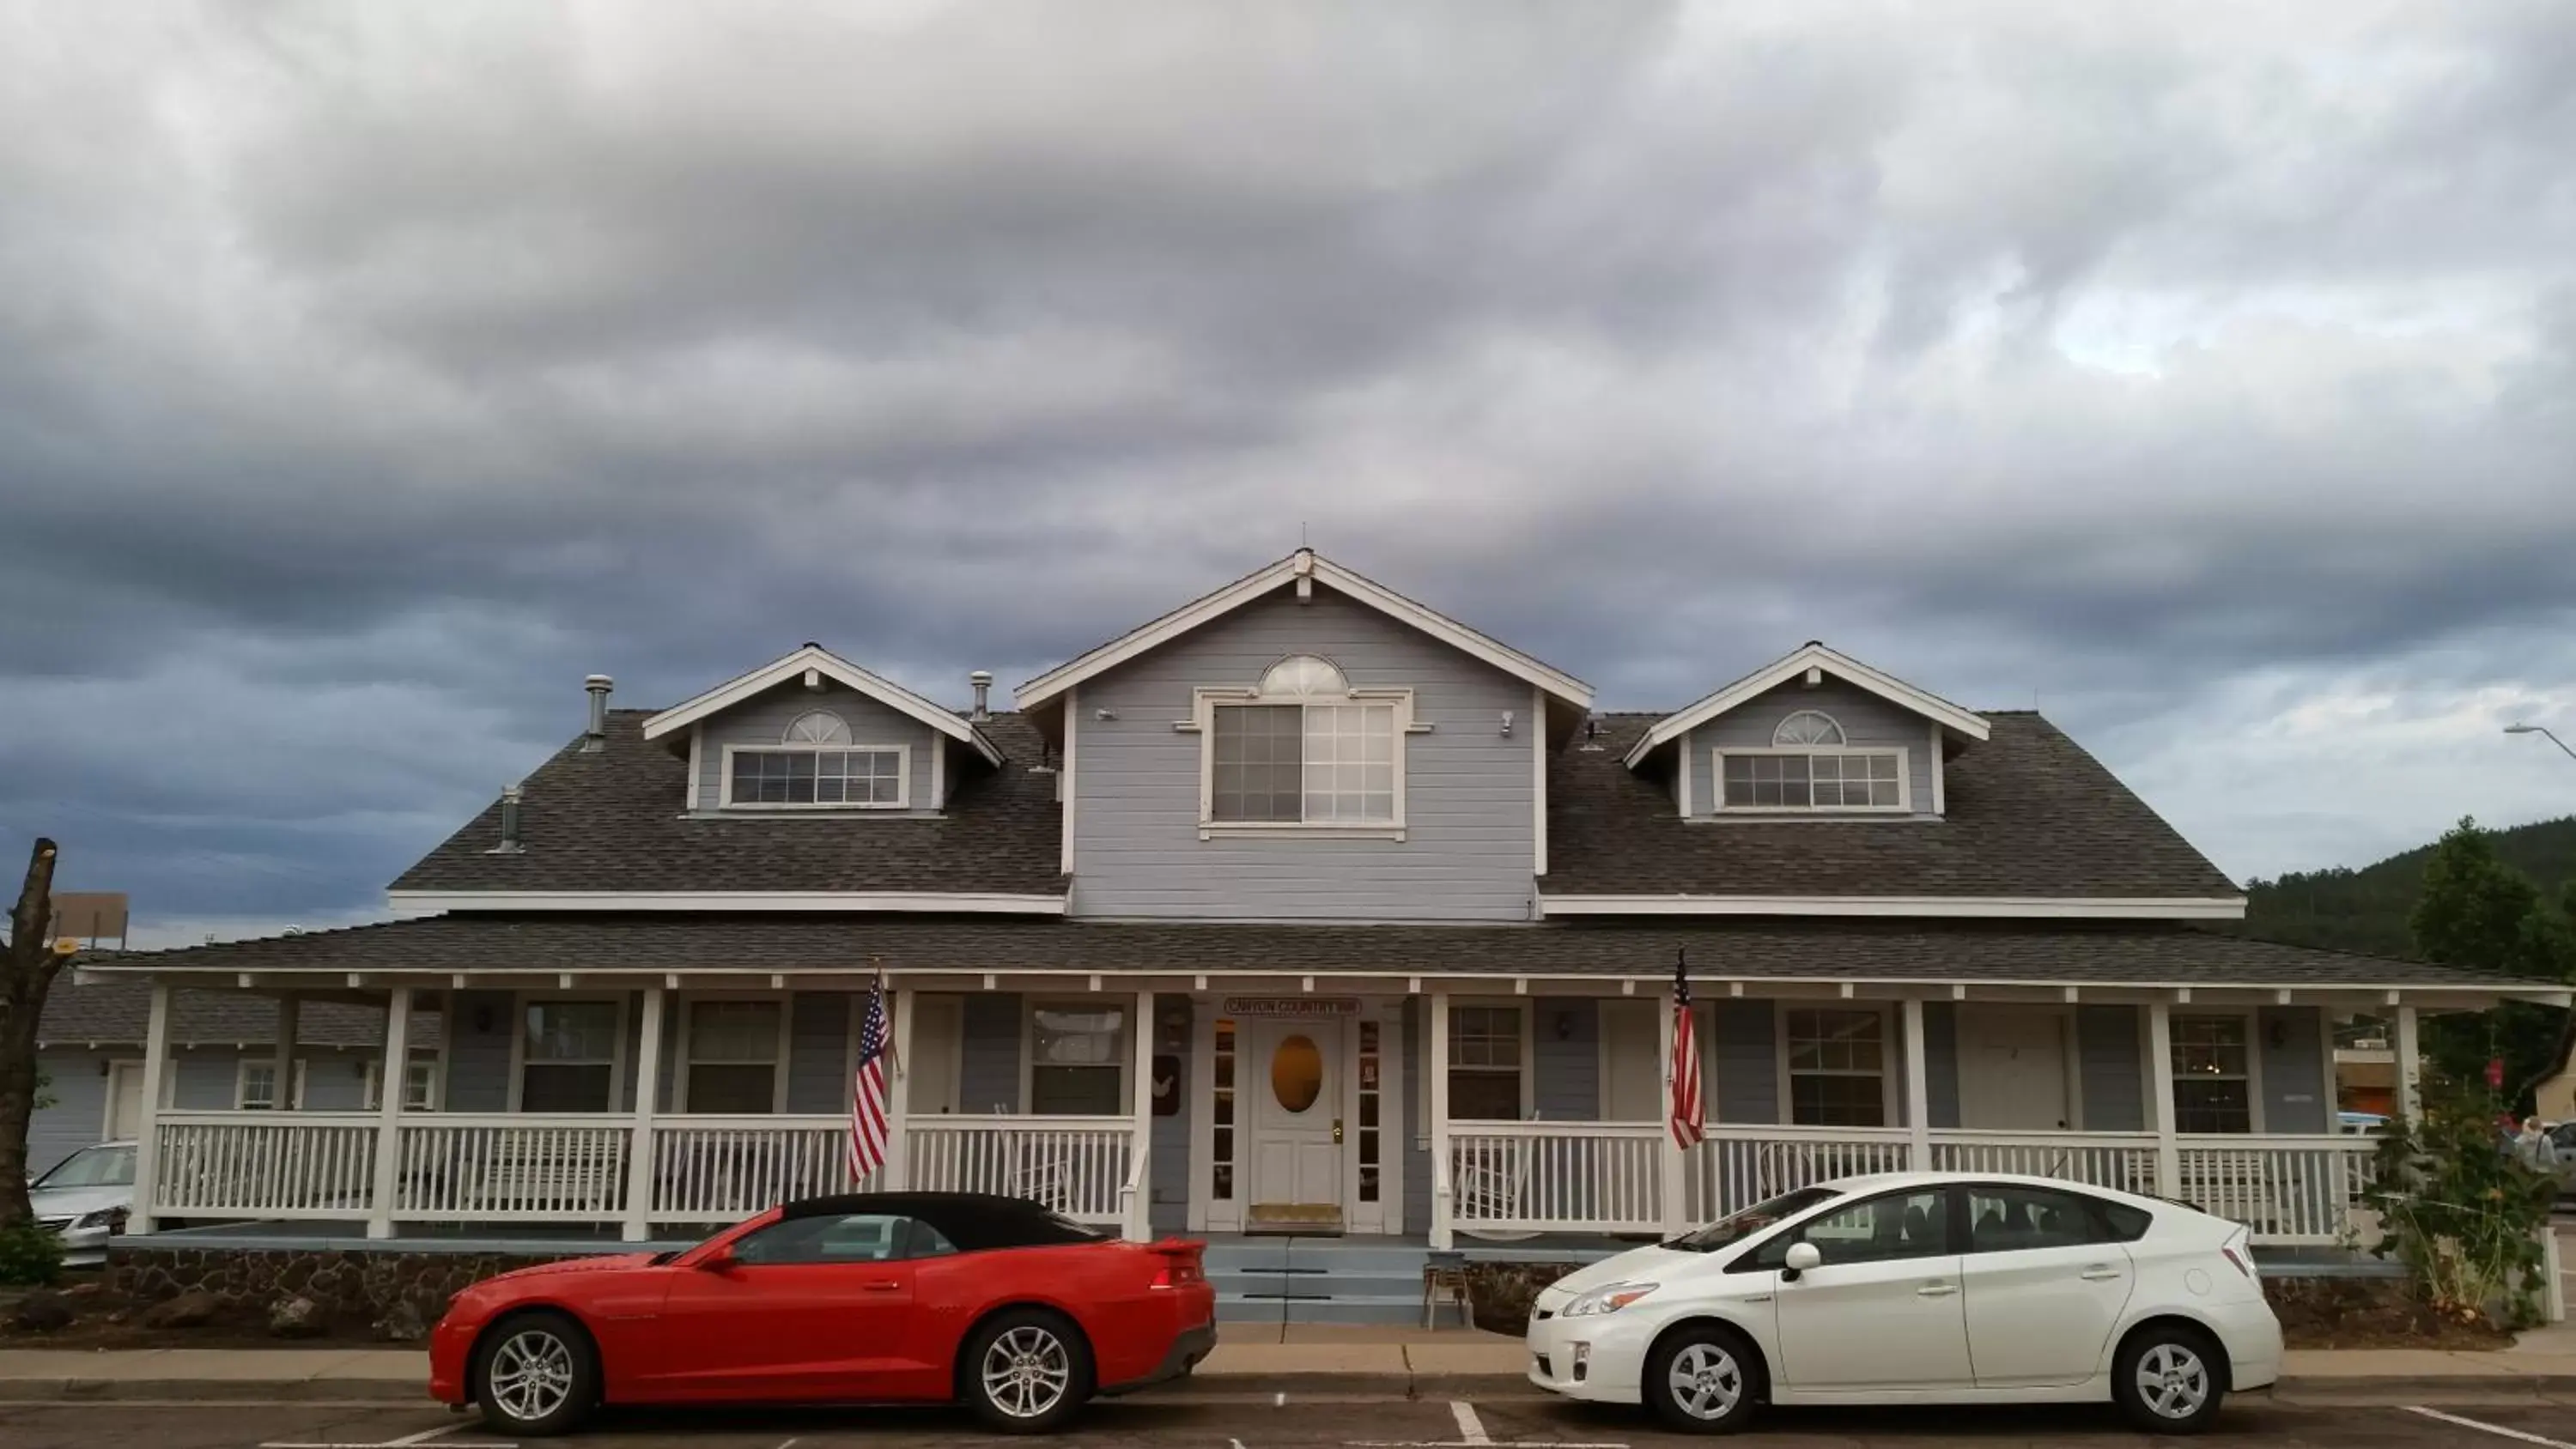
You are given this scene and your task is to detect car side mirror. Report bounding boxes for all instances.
[699,1246,738,1273]
[1781,1241,1823,1281]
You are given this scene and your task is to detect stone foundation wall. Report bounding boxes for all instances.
[109,1245,598,1323]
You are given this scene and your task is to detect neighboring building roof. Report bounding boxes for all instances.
[89,912,2557,997]
[389,710,1066,896]
[1014,549,1593,712]
[37,978,436,1049]
[641,644,1005,766]
[1546,712,2244,903]
[1623,640,1991,766]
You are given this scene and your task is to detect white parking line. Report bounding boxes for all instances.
[1450,1402,1490,1446]
[259,1426,514,1449]
[2406,1405,2576,1448]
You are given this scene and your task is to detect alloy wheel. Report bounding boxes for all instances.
[1666,1341,1744,1422]
[2135,1342,2210,1420]
[487,1327,575,1424]
[981,1325,1072,1420]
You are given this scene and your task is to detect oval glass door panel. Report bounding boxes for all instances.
[1270,1034,1323,1113]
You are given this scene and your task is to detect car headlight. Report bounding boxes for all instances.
[1562,1281,1660,1317]
[72,1206,128,1232]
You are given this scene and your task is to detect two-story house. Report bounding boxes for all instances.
[86,550,2565,1318]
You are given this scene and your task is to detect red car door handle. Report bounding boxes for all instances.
[865,1280,902,1292]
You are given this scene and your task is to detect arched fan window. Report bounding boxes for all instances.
[724,709,907,809]
[1772,710,1847,748]
[1205,653,1407,828]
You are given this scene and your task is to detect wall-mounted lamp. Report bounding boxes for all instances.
[1554,1010,1573,1040]
[2266,1016,2288,1049]
[1094,708,1118,722]
[1500,710,1516,739]
[472,1005,495,1036]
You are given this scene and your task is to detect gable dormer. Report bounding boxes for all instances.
[642,643,1005,815]
[1624,642,1990,820]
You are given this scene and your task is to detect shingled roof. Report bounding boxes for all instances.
[38,978,436,1048]
[92,912,2546,992]
[1544,712,2241,900]
[390,710,1066,895]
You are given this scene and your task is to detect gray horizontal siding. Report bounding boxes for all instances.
[786,993,851,1113]
[30,1048,111,1174]
[2261,1005,2329,1135]
[1686,677,1938,817]
[2078,1006,2145,1132]
[959,994,1023,1114]
[1923,1002,1960,1130]
[1533,998,1600,1119]
[1710,1002,1777,1125]
[1069,586,1538,921]
[1150,995,1191,1234]
[692,683,942,815]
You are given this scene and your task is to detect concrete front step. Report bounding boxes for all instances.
[1217,1291,1433,1326]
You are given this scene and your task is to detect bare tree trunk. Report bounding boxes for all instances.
[0,838,64,1230]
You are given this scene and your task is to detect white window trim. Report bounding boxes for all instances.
[1442,998,1536,1122]
[1714,744,1912,815]
[2169,1009,2268,1135]
[1772,709,1849,747]
[363,1052,444,1113]
[672,992,795,1114]
[1019,997,1133,1116]
[506,992,634,1113]
[717,742,914,811]
[234,1058,309,1111]
[1192,683,1414,840]
[1775,1003,1900,1129]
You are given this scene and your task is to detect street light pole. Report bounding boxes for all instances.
[2504,723,2576,762]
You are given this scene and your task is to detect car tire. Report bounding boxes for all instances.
[2112,1324,2227,1434]
[472,1310,598,1438]
[963,1307,1094,1434]
[1644,1323,1765,1434]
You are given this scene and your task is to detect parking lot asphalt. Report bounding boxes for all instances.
[3,1392,2573,1449]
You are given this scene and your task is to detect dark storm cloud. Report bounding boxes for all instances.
[4,0,2575,931]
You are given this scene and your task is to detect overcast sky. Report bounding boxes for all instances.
[5,2,2574,946]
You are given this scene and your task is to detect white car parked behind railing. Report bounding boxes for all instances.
[27,1141,136,1266]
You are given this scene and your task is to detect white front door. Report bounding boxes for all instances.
[104,1060,147,1141]
[1247,1018,1342,1211]
[904,996,963,1115]
[1955,1009,2071,1131]
[1959,1184,2136,1387]
[1598,1002,1662,1121]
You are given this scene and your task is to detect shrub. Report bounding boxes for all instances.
[0,1223,64,1288]
[2364,1072,2557,1331]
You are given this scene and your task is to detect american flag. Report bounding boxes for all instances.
[1669,952,1705,1149]
[848,976,894,1182]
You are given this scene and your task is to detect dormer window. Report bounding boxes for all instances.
[1196,653,1410,833]
[1716,709,1908,813]
[720,709,910,809]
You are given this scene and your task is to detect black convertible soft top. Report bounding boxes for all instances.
[777,1191,1110,1252]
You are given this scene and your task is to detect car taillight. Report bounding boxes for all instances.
[2221,1241,2257,1282]
[1150,1261,1204,1289]
[1145,1238,1207,1289]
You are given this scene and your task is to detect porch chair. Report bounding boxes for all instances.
[1453,1110,1540,1243]
[1421,1250,1470,1330]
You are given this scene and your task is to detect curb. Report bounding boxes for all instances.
[3,1370,2571,1407]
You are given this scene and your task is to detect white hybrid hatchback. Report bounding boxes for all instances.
[1526,1172,2281,1435]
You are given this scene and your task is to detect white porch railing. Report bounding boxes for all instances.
[2177,1135,2378,1245]
[906,1116,1135,1226]
[154,1113,380,1219]
[394,1116,633,1221]
[653,1116,854,1220]
[1929,1131,2159,1196]
[1450,1122,1667,1234]
[1686,1125,1916,1222]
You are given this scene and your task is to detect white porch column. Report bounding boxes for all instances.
[365,986,414,1239]
[1656,992,1687,1235]
[1902,998,1933,1173]
[1429,991,1453,1250]
[621,987,665,1242]
[127,984,173,1235]
[886,985,916,1191]
[2147,1001,2179,1197]
[2393,1004,2422,1125]
[273,992,300,1107]
[1125,990,1153,1240]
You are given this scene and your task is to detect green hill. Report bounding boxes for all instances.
[2239,815,2576,958]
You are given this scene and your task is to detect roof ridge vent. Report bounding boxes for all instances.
[969,670,993,722]
[583,675,614,750]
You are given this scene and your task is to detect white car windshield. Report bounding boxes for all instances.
[1664,1185,1842,1252]
[34,1143,136,1190]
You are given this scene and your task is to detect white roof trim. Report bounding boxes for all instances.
[1539,894,2248,921]
[1015,549,1593,712]
[1623,642,1990,767]
[383,890,1066,914]
[642,645,1002,766]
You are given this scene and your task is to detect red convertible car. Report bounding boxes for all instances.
[429,1192,1216,1435]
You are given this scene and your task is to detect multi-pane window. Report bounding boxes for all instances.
[727,747,904,807]
[235,1060,307,1111]
[364,1055,440,1111]
[1786,1009,1887,1126]
[1448,1006,1524,1120]
[684,999,783,1113]
[1211,1017,1237,1202]
[521,1000,619,1113]
[2171,1015,2253,1134]
[1206,656,1400,825]
[1720,750,1905,810]
[1030,1005,1126,1116]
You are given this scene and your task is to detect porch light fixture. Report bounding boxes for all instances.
[1501,710,1515,738]
[2505,723,2576,761]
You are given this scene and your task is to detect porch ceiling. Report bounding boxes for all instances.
[76,913,2566,1009]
